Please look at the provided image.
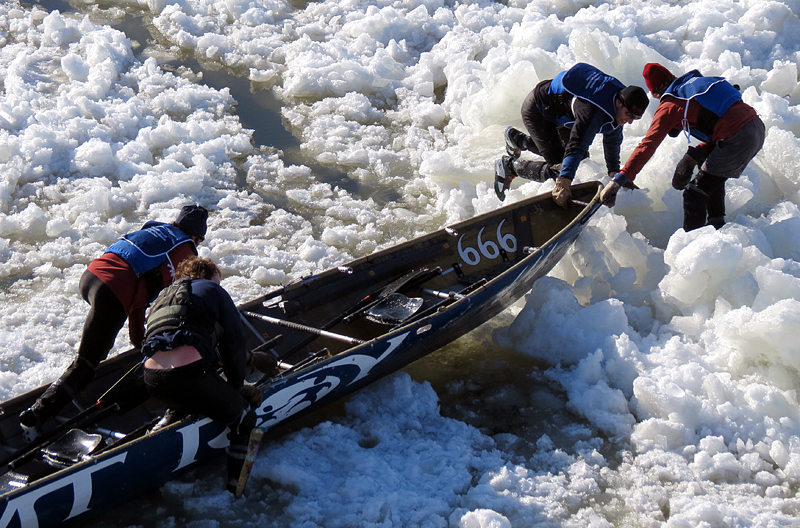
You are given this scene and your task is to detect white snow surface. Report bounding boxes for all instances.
[2,0,800,525]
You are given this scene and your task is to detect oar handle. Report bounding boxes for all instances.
[421,288,465,300]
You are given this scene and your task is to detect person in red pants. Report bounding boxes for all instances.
[20,205,209,441]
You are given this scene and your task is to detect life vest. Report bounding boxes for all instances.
[106,222,195,277]
[144,279,223,347]
[548,63,625,132]
[662,70,742,142]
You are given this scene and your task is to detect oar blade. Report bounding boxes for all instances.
[234,427,263,498]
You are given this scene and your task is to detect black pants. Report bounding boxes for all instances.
[32,270,128,421]
[143,361,252,430]
[520,88,571,166]
[144,361,256,491]
[683,117,766,231]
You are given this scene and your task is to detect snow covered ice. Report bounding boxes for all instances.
[3,0,800,526]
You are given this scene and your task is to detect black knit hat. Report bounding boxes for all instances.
[618,86,649,118]
[175,205,208,239]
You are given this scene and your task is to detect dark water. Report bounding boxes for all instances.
[26,0,359,196]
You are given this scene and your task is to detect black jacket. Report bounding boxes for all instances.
[141,279,246,389]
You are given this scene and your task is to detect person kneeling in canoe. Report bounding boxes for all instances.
[141,256,264,494]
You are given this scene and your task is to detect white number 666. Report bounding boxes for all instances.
[457,219,517,266]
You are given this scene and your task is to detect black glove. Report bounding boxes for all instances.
[239,384,263,408]
[672,147,705,190]
[246,351,278,373]
[672,155,696,190]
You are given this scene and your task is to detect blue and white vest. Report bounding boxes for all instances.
[549,62,624,132]
[106,222,194,277]
[663,70,741,142]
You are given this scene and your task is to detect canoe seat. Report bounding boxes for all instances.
[364,293,424,325]
[42,428,105,468]
[344,267,440,325]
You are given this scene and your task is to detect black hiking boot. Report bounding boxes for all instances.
[494,155,516,201]
[149,409,186,433]
[504,126,524,158]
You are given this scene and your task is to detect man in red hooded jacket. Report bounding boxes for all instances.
[601,63,765,231]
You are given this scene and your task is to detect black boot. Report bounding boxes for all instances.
[494,155,517,201]
[706,183,726,229]
[688,171,727,231]
[503,126,538,157]
[225,408,257,494]
[226,441,249,494]
[149,409,187,433]
[19,357,98,441]
[683,184,710,231]
[19,407,43,442]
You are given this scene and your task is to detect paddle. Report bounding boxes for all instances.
[364,293,423,325]
[234,427,263,497]
[262,267,442,362]
[242,312,366,346]
[342,267,442,324]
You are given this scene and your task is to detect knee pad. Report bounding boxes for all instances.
[514,160,553,182]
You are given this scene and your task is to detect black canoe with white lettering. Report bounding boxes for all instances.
[0,182,603,527]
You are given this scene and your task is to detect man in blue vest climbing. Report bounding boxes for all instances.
[19,205,209,441]
[495,62,649,206]
[600,63,765,230]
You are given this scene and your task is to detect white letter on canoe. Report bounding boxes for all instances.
[0,453,127,528]
[174,417,215,471]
